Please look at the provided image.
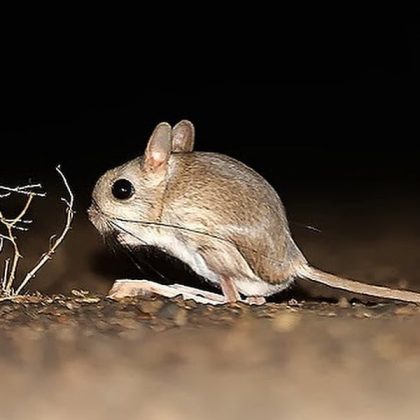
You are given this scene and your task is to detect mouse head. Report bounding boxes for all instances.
[88,120,195,235]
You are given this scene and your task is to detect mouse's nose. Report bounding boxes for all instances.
[87,205,95,218]
[87,203,100,225]
[87,202,110,234]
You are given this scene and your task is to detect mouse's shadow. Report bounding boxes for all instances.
[90,245,222,294]
[90,246,323,303]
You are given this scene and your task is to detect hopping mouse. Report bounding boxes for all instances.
[88,120,420,305]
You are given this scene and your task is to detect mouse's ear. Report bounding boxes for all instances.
[144,122,172,170]
[172,120,195,152]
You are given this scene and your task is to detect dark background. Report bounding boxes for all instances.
[1,15,419,203]
[0,12,419,296]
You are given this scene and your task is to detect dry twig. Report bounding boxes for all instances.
[0,166,74,296]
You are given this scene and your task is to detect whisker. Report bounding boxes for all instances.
[291,221,322,233]
[113,217,227,243]
[109,220,147,246]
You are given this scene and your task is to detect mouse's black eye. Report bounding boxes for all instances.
[112,179,135,200]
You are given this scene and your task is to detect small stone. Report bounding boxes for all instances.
[76,297,101,304]
[287,299,300,307]
[338,297,350,308]
[71,289,90,297]
[355,309,372,318]
[174,308,188,327]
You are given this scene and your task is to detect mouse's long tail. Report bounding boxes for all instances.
[299,265,420,304]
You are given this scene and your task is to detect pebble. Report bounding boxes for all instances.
[287,299,300,307]
[71,290,90,297]
[338,297,350,308]
[174,308,188,327]
[76,297,101,304]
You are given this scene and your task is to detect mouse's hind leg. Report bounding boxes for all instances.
[197,246,247,304]
[219,275,241,303]
[219,276,267,305]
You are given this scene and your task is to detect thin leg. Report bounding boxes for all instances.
[219,275,241,303]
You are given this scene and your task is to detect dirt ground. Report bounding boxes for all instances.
[1,294,420,420]
[1,191,420,419]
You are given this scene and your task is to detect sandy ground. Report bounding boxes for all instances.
[1,191,420,419]
[1,294,420,420]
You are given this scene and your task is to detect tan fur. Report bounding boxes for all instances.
[162,152,306,284]
[89,120,420,304]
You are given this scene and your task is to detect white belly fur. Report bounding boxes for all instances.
[117,223,292,297]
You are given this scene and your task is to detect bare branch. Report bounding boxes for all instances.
[0,234,12,250]
[15,166,74,295]
[0,184,45,197]
[2,259,10,289]
[9,225,29,232]
[9,194,35,227]
[49,234,57,248]
[3,218,33,224]
[17,184,43,190]
[0,167,73,296]
[0,191,34,292]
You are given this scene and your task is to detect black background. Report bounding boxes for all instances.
[0,13,418,227]
[1,14,418,208]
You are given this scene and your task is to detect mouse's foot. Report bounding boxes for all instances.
[245,296,266,305]
[170,284,226,303]
[107,279,228,305]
